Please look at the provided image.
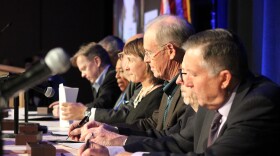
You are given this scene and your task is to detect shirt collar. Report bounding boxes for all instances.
[218,84,239,118]
[163,74,179,97]
[92,65,110,92]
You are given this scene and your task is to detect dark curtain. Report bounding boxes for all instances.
[255,0,280,85]
[217,0,280,85]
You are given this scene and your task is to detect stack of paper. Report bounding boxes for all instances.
[59,83,79,128]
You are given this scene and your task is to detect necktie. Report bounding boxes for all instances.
[207,112,222,146]
[163,95,172,128]
[92,87,97,100]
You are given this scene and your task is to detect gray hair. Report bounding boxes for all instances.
[145,15,195,48]
[182,29,249,80]
[98,35,124,55]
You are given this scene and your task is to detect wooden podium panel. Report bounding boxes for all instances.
[3,109,78,155]
[0,64,25,74]
[7,91,25,108]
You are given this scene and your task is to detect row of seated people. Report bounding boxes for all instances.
[49,36,166,127]
[50,14,280,156]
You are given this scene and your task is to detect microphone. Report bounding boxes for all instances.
[1,74,55,98]
[0,47,70,100]
[32,86,55,98]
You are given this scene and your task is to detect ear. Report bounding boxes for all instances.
[167,43,176,60]
[93,56,102,67]
[219,70,232,89]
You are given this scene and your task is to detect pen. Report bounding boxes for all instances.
[66,115,90,140]
[85,138,91,149]
[84,133,94,150]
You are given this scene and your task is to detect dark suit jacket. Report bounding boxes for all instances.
[157,86,186,130]
[122,105,195,145]
[125,74,280,156]
[85,66,121,109]
[125,82,142,104]
[94,86,163,125]
[116,76,186,131]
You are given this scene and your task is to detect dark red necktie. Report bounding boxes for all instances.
[207,112,222,147]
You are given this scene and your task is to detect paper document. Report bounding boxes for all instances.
[59,142,84,150]
[59,83,79,128]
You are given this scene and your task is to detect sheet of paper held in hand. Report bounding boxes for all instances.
[59,83,79,128]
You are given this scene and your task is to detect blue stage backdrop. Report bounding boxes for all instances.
[260,0,280,85]
[217,0,280,85]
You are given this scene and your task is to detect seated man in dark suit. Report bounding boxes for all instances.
[78,29,280,156]
[49,42,121,120]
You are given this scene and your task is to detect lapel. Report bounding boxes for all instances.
[156,76,179,130]
[218,75,253,137]
[95,66,114,97]
[156,94,167,130]
[196,73,256,153]
[195,108,215,153]
[165,87,181,125]
[125,82,142,100]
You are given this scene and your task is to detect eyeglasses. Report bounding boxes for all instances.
[145,43,169,59]
[179,69,187,82]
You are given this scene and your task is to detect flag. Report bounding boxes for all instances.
[160,0,192,23]
[160,0,171,14]
[183,0,192,23]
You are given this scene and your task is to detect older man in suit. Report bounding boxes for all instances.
[78,29,280,156]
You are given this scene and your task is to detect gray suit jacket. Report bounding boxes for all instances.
[156,86,186,130]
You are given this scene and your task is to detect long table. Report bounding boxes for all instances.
[2,108,81,155]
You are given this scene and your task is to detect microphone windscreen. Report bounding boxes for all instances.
[44,48,71,75]
[45,87,55,98]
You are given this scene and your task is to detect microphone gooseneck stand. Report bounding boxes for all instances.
[14,96,19,135]
[24,92,28,123]
[0,96,7,156]
[0,96,19,138]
